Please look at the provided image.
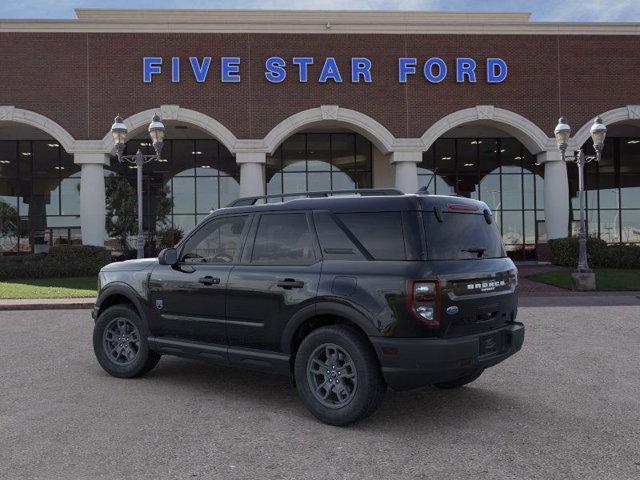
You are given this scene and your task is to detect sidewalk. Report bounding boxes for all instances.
[516,263,640,306]
[0,298,95,311]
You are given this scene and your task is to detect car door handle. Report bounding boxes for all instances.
[198,276,221,286]
[277,278,305,289]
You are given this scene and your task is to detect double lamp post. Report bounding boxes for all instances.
[553,116,607,289]
[110,114,166,259]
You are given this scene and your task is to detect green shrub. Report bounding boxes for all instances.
[0,245,111,280]
[549,237,607,267]
[597,245,640,268]
[549,237,640,269]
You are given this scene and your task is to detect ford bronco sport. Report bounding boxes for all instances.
[92,189,524,426]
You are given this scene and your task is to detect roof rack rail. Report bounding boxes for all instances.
[226,188,404,207]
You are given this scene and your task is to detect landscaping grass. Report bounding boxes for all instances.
[527,268,640,291]
[0,276,98,299]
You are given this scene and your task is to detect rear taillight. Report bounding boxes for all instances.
[407,280,441,327]
[509,269,518,287]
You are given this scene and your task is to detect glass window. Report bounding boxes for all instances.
[171,177,195,214]
[313,211,366,261]
[181,215,247,264]
[479,175,501,210]
[621,210,640,243]
[0,141,18,178]
[456,139,477,173]
[337,212,406,260]
[502,210,524,248]
[307,134,331,171]
[281,135,306,171]
[621,138,640,173]
[423,211,505,260]
[478,139,498,175]
[435,139,456,176]
[172,140,195,177]
[599,210,620,243]
[251,213,315,265]
[265,133,372,199]
[196,177,219,213]
[32,141,58,177]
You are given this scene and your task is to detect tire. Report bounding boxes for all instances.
[93,304,160,378]
[433,369,484,389]
[294,325,386,426]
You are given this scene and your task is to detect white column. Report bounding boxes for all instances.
[538,151,569,240]
[237,152,266,197]
[75,153,109,246]
[391,150,422,193]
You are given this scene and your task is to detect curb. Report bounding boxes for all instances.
[0,299,95,311]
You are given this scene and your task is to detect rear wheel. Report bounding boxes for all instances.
[433,369,484,389]
[93,304,160,378]
[294,325,386,426]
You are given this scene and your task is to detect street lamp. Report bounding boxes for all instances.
[553,116,607,289]
[111,114,165,259]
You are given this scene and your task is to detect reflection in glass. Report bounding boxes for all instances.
[0,140,82,252]
[502,211,523,248]
[572,136,640,243]
[266,133,372,199]
[599,210,620,243]
[621,210,640,243]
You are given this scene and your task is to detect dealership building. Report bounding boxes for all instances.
[0,8,639,258]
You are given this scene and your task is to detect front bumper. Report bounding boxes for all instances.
[370,322,524,391]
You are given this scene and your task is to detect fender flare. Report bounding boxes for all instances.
[280,301,378,354]
[95,282,149,324]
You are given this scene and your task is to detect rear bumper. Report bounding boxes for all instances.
[370,323,524,390]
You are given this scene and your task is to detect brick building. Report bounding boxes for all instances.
[0,9,639,257]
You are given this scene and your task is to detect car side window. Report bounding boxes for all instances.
[181,215,248,264]
[336,212,407,260]
[251,213,316,265]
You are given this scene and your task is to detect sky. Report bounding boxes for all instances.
[0,0,639,22]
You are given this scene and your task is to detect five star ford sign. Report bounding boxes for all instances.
[142,56,508,84]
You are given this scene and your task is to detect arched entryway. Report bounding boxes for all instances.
[105,120,240,255]
[420,107,552,259]
[570,108,640,244]
[262,106,395,199]
[0,110,79,253]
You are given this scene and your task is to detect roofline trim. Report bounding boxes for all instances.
[0,9,639,34]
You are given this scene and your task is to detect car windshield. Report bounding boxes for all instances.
[423,211,506,260]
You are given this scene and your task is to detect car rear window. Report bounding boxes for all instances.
[423,211,505,260]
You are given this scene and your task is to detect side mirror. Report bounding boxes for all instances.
[158,248,178,266]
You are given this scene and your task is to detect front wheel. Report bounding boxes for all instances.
[294,325,386,426]
[433,369,484,389]
[93,304,160,378]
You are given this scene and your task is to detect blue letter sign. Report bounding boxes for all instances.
[486,58,508,83]
[189,57,212,83]
[143,57,162,83]
[143,55,508,84]
[319,57,342,83]
[265,57,287,83]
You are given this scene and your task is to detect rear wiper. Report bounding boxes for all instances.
[461,247,487,258]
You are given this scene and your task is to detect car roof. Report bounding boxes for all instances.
[209,194,489,217]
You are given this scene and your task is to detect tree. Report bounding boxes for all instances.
[105,176,172,253]
[0,200,19,251]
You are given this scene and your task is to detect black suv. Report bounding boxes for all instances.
[92,189,524,426]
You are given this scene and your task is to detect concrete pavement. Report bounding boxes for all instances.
[1,307,639,479]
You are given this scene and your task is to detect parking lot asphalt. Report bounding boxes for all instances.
[1,307,639,480]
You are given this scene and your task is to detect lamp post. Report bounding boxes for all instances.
[553,116,607,289]
[111,114,165,259]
